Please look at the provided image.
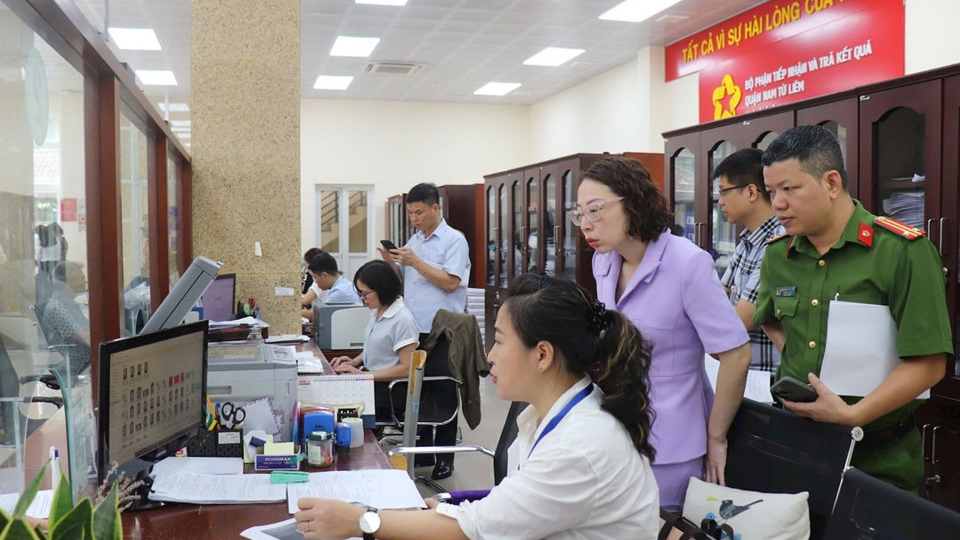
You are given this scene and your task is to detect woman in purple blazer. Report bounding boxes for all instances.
[572,156,751,509]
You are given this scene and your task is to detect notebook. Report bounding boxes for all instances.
[297,374,375,428]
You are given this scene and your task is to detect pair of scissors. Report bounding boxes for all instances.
[219,402,246,429]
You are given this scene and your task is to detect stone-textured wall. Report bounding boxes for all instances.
[192,0,301,333]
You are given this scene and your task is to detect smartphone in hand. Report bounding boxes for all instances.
[379,239,398,251]
[770,376,819,403]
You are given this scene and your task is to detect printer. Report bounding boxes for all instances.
[206,343,297,441]
[312,304,368,349]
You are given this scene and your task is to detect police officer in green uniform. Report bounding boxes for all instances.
[754,125,952,491]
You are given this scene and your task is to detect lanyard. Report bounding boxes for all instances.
[522,384,594,467]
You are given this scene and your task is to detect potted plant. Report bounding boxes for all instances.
[0,462,121,540]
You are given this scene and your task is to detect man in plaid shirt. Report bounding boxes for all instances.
[715,148,784,373]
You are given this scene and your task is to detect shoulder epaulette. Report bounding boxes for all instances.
[766,233,789,245]
[874,216,926,240]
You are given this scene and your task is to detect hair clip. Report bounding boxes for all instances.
[591,300,608,335]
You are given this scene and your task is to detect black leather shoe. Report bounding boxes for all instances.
[431,461,454,480]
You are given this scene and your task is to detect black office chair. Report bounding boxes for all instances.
[0,335,63,444]
[823,467,960,540]
[724,399,860,540]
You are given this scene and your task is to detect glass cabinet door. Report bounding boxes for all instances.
[673,148,696,242]
[709,141,738,277]
[486,186,495,286]
[512,180,522,280]
[498,184,508,287]
[544,172,556,276]
[562,170,577,277]
[526,172,539,273]
[859,82,942,234]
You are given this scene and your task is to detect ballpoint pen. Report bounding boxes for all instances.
[49,446,60,492]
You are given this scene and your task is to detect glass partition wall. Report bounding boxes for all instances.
[0,0,191,501]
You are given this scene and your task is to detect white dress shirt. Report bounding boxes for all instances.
[402,219,470,332]
[439,377,659,540]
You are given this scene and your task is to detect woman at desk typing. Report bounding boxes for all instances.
[329,261,419,418]
[296,274,659,540]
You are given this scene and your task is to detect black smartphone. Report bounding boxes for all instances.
[379,239,398,251]
[770,376,819,403]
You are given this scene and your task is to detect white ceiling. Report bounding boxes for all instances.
[70,0,765,139]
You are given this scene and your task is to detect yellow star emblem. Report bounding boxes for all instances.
[712,74,742,120]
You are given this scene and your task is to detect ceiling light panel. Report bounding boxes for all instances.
[474,82,521,96]
[356,0,408,5]
[523,47,585,67]
[108,27,161,50]
[599,0,684,23]
[313,75,354,90]
[330,36,381,57]
[135,70,177,86]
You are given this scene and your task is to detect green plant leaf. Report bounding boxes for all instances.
[1,517,43,540]
[92,484,121,540]
[47,473,73,529]
[13,462,47,519]
[0,509,10,531]
[47,498,91,540]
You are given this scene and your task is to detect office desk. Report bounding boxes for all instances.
[121,430,392,540]
[122,344,392,539]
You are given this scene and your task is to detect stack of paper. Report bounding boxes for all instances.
[151,457,244,477]
[0,490,53,519]
[286,470,426,514]
[149,472,286,504]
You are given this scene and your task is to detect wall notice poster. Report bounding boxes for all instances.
[61,198,77,222]
[664,0,904,123]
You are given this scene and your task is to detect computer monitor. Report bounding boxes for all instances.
[201,273,236,322]
[97,320,208,509]
[140,256,222,334]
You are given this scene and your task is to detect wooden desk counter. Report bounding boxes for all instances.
[122,342,388,539]
[121,430,392,540]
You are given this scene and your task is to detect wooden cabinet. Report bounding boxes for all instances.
[483,152,663,348]
[662,64,960,509]
[384,193,409,246]
[438,184,485,288]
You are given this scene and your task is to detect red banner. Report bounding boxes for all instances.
[664,0,904,123]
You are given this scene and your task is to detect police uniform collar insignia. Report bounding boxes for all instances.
[766,232,789,245]
[858,222,873,247]
[874,216,926,240]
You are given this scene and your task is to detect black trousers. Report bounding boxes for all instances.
[420,333,457,465]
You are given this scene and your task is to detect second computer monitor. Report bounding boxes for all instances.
[201,273,236,322]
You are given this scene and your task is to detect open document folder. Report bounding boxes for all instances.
[819,300,930,399]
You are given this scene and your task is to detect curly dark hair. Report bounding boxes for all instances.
[583,157,672,243]
[504,273,656,461]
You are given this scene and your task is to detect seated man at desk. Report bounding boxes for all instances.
[329,260,418,420]
[42,261,91,373]
[301,251,360,323]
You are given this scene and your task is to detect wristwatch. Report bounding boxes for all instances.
[358,505,381,540]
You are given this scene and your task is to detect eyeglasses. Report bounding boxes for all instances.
[714,185,746,198]
[568,197,623,226]
[355,288,374,299]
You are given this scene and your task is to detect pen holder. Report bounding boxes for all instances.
[187,427,243,458]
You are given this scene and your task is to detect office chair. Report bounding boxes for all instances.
[0,335,63,444]
[724,399,860,540]
[823,467,960,540]
[379,335,462,490]
[387,400,528,499]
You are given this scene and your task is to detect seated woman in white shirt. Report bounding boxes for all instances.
[297,274,660,540]
[329,260,419,387]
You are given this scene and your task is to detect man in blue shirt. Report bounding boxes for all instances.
[301,251,360,322]
[379,182,471,480]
